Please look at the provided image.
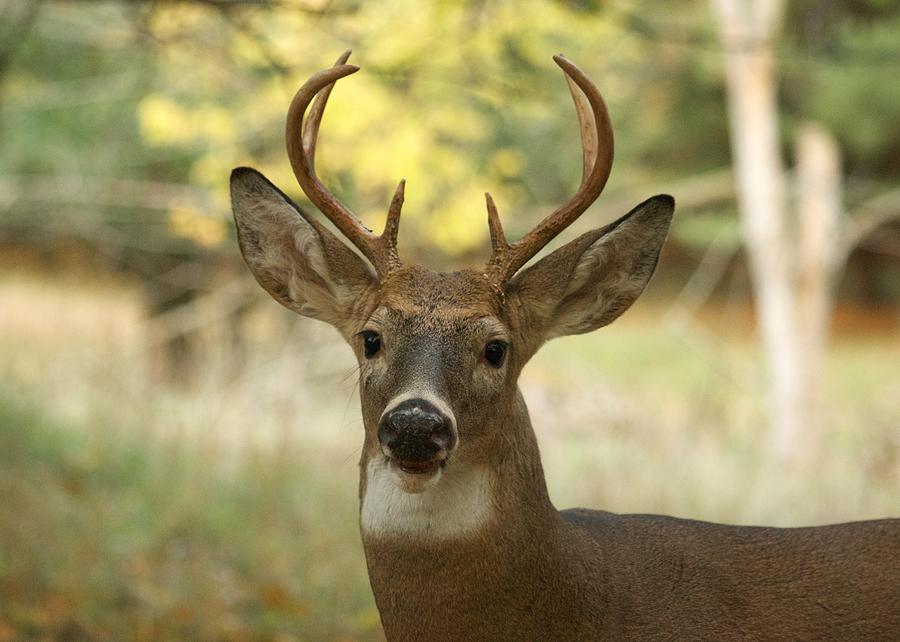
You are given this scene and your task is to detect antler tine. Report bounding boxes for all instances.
[563,64,599,190]
[286,51,405,276]
[485,192,508,254]
[302,50,352,166]
[382,179,405,271]
[485,55,614,283]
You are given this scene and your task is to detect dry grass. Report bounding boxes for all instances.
[0,270,897,640]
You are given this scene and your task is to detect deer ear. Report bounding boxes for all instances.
[508,195,674,343]
[230,167,376,329]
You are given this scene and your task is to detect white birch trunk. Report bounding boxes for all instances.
[711,0,807,457]
[795,123,842,450]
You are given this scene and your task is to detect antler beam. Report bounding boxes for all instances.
[286,51,404,276]
[485,54,615,283]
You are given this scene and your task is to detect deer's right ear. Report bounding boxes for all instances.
[230,167,376,328]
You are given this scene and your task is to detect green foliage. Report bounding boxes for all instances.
[127,0,661,253]
[673,206,741,249]
[2,0,899,258]
[798,15,900,173]
[0,0,723,259]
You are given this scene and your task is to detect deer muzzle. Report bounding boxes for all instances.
[378,398,457,475]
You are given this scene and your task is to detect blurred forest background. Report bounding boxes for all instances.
[0,0,898,639]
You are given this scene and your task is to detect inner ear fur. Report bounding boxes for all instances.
[230,167,375,329]
[507,194,674,346]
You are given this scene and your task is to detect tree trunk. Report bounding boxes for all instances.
[795,123,842,451]
[712,0,807,458]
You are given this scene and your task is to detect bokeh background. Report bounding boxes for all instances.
[1,0,898,639]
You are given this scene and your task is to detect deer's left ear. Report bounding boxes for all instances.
[507,195,674,344]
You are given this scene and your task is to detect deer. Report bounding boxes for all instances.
[230,51,900,640]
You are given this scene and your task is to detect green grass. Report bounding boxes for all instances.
[0,393,379,641]
[530,314,899,525]
[0,273,896,640]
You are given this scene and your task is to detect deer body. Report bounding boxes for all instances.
[362,398,900,640]
[368,510,900,640]
[231,52,900,640]
[348,271,898,642]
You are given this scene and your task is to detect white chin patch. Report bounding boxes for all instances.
[360,458,494,540]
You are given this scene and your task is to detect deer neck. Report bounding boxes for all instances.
[357,389,586,635]
[358,387,555,537]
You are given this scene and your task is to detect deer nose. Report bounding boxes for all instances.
[378,398,456,462]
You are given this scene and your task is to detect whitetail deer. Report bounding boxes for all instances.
[231,52,899,640]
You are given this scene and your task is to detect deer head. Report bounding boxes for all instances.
[230,52,674,537]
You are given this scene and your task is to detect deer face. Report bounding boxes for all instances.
[230,52,674,535]
[352,267,511,493]
[232,167,672,498]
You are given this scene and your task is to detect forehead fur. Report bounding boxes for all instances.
[378,265,502,325]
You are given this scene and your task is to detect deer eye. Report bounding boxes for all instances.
[360,331,382,358]
[483,340,508,368]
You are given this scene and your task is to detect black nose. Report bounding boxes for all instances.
[378,398,456,461]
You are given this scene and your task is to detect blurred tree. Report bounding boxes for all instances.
[712,0,900,459]
[711,0,805,457]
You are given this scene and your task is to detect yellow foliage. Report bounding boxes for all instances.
[230,31,272,69]
[137,96,191,146]
[194,104,237,143]
[145,4,216,39]
[424,184,493,254]
[133,0,646,255]
[168,207,227,248]
[427,105,488,143]
[490,148,525,178]
[137,96,236,147]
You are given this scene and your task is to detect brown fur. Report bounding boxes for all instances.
[231,169,900,640]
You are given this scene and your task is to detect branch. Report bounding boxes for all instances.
[141,277,259,350]
[563,168,735,238]
[835,187,900,269]
[0,174,214,211]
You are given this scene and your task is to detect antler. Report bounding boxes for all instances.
[286,50,405,276]
[485,54,615,283]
